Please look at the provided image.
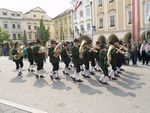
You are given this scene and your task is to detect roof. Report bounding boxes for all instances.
[24,7,46,14]
[53,9,71,20]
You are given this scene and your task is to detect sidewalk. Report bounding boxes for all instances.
[0,99,47,113]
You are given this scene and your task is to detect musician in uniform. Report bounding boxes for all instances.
[27,43,35,72]
[48,40,61,80]
[71,39,83,82]
[107,41,118,80]
[60,43,71,75]
[33,41,45,79]
[81,41,91,78]
[98,44,109,85]
[12,42,24,76]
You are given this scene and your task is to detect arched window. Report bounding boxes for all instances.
[108,10,116,28]
[99,13,104,29]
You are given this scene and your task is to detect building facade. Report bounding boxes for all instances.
[0,7,53,43]
[93,0,150,43]
[53,9,72,41]
[71,0,93,39]
[22,7,53,42]
[0,8,23,41]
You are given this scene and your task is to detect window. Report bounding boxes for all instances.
[74,12,77,20]
[75,26,78,32]
[3,13,7,16]
[99,18,103,28]
[80,25,84,31]
[34,32,37,39]
[11,13,15,16]
[86,7,90,17]
[12,24,15,29]
[17,14,20,16]
[87,23,91,31]
[28,25,31,30]
[33,15,36,17]
[18,24,21,29]
[109,0,114,3]
[98,0,103,6]
[34,26,37,30]
[13,34,16,40]
[29,34,32,39]
[128,11,132,24]
[110,15,115,27]
[4,24,8,29]
[18,34,21,40]
[80,10,83,18]
[47,26,50,30]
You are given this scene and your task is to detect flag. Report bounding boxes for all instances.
[73,0,82,11]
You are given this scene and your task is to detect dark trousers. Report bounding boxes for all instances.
[111,61,117,71]
[37,60,43,70]
[131,52,137,65]
[75,63,81,73]
[29,59,34,65]
[142,51,147,64]
[101,66,108,76]
[83,61,89,70]
[15,59,23,70]
[52,61,59,71]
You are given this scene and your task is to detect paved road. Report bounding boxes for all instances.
[0,56,150,113]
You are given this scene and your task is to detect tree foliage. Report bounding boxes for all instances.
[0,28,9,44]
[39,19,50,43]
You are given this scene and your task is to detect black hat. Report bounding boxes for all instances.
[74,38,80,43]
[101,44,107,49]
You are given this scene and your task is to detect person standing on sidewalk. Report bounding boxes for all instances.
[140,40,147,65]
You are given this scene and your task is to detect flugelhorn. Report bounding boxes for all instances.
[54,41,63,58]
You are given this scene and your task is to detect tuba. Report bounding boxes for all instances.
[53,41,63,58]
[79,40,87,59]
[13,45,24,60]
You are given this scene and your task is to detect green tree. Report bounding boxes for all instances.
[39,19,50,43]
[0,28,9,44]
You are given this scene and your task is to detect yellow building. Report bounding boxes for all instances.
[53,9,73,41]
[93,0,150,43]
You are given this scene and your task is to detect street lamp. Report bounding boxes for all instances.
[90,0,93,43]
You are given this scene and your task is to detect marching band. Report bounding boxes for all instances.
[9,37,128,85]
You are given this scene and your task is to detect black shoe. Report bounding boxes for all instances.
[115,74,120,77]
[112,78,117,80]
[62,71,66,74]
[35,74,39,79]
[98,79,109,85]
[65,73,69,75]
[31,70,35,72]
[28,69,30,72]
[97,69,102,72]
[94,68,97,71]
[76,79,83,82]
[18,73,22,77]
[82,74,91,78]
[117,71,122,74]
[90,72,95,75]
[71,76,76,82]
[40,75,45,78]
[50,75,53,80]
[55,77,61,80]
[120,69,125,71]
[68,67,71,70]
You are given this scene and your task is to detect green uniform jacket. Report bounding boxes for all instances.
[99,51,108,68]
[60,48,70,63]
[48,47,59,64]
[26,47,34,61]
[71,45,80,65]
[33,46,40,62]
[110,48,117,64]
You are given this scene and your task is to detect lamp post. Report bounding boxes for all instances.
[90,0,93,43]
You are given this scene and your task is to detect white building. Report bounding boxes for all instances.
[22,7,53,42]
[0,8,23,41]
[71,0,93,39]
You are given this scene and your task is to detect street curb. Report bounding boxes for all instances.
[0,99,48,113]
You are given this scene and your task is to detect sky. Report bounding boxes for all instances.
[0,0,71,18]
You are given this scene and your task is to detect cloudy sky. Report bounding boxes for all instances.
[0,0,71,18]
